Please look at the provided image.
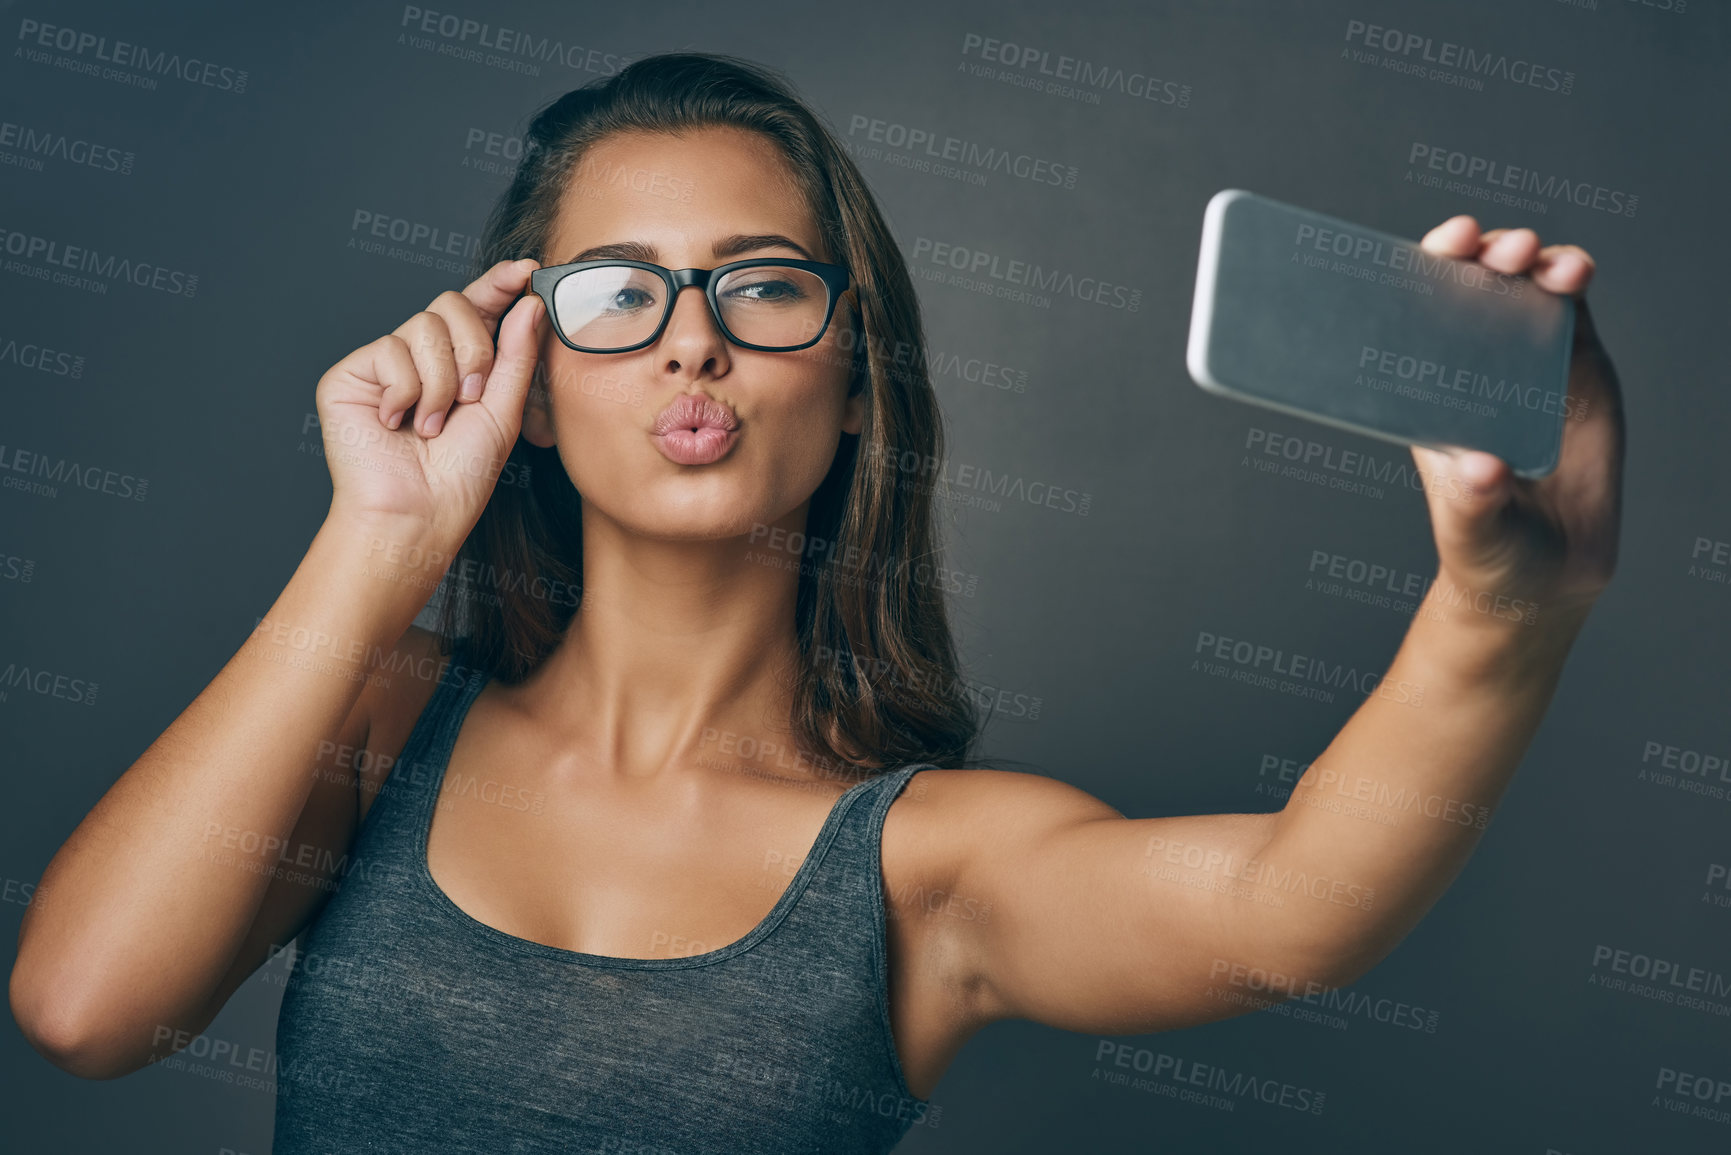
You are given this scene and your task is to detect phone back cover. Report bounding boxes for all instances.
[1189,190,1573,477]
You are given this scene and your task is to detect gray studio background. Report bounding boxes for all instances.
[3,0,1726,1151]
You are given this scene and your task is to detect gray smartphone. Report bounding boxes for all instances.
[1185,188,1576,478]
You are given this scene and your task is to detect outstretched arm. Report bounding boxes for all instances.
[919,217,1624,1035]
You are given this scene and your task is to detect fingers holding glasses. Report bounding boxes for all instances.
[461,257,540,329]
[381,259,543,438]
[461,259,541,373]
[387,309,462,437]
[425,287,500,405]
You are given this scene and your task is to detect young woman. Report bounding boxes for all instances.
[10,52,1623,1154]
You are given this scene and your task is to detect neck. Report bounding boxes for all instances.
[515,501,810,783]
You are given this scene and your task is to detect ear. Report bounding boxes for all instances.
[522,362,556,448]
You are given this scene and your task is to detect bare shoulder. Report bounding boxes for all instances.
[353,624,458,823]
[905,766,1126,819]
[889,767,1125,857]
[884,767,1126,906]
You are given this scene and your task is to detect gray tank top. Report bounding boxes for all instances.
[272,639,936,1153]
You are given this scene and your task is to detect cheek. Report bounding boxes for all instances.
[545,356,650,428]
[540,357,650,483]
[753,356,851,443]
[742,376,853,503]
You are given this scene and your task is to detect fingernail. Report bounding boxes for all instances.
[385,408,403,430]
[460,372,484,401]
[423,409,444,437]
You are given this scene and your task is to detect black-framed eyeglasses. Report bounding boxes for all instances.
[528,258,852,354]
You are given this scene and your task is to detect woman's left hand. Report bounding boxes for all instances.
[1409,217,1626,627]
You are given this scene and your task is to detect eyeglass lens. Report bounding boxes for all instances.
[550,264,831,350]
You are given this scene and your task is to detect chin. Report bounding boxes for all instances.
[613,492,778,542]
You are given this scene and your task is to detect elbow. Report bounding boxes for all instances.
[1311,955,1372,992]
[9,961,151,1080]
[1238,927,1384,995]
[1305,935,1398,992]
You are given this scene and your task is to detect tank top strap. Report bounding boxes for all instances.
[857,762,931,845]
[791,762,933,929]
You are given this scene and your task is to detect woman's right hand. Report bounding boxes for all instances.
[315,257,548,549]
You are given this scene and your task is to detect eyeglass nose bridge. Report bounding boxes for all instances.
[666,267,723,327]
[661,267,732,341]
[667,267,715,292]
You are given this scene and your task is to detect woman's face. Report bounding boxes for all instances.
[523,125,864,540]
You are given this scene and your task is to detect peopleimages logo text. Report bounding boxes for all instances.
[1293,223,1524,297]
[910,237,1141,312]
[16,18,250,92]
[1343,19,1574,94]
[960,34,1192,106]
[0,227,198,296]
[398,6,631,74]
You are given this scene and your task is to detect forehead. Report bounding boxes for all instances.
[546,125,823,262]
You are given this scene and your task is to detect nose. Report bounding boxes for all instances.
[657,283,730,374]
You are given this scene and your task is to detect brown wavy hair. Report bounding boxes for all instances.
[431,51,983,776]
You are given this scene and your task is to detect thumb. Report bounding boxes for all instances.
[476,293,546,433]
[1411,444,1514,559]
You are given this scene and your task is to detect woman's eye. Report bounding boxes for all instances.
[726,279,804,302]
[609,288,654,310]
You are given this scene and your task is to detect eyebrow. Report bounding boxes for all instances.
[562,233,818,265]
